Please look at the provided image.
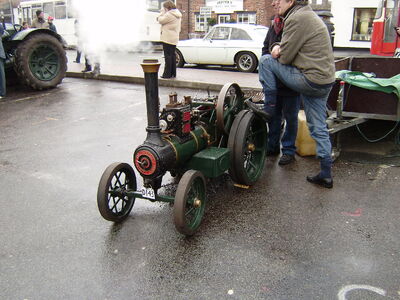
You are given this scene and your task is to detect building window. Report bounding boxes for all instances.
[195,14,211,32]
[218,15,231,24]
[55,1,67,19]
[147,0,166,11]
[351,8,376,41]
[43,2,55,18]
[384,0,399,43]
[237,12,256,24]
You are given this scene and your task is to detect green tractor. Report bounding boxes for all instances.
[2,23,67,90]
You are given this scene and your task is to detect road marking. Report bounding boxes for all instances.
[12,93,52,103]
[338,284,386,299]
[341,208,362,217]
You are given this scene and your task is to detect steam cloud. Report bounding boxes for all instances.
[72,0,154,64]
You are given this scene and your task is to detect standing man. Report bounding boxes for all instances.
[31,10,49,29]
[261,0,301,165]
[47,16,57,33]
[258,0,335,188]
[0,23,6,98]
[157,1,182,79]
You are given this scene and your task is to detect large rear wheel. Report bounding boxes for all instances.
[14,33,67,90]
[228,111,267,185]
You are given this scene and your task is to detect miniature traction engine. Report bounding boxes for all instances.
[97,59,268,236]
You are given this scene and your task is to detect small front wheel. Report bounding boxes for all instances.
[173,170,206,236]
[97,162,137,222]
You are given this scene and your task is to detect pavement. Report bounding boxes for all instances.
[65,48,373,91]
[1,78,400,299]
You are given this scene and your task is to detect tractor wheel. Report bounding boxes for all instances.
[14,33,67,90]
[173,170,206,236]
[228,111,267,186]
[97,162,137,222]
[236,52,258,73]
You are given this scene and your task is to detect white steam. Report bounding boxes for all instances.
[72,0,155,64]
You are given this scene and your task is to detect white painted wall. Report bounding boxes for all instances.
[331,0,380,48]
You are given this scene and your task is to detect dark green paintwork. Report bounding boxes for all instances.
[29,44,60,81]
[187,147,230,178]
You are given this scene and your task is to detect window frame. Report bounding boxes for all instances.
[350,7,377,41]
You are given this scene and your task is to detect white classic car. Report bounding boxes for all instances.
[176,24,269,72]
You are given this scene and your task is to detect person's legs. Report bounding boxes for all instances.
[259,55,328,99]
[266,96,283,155]
[302,92,333,187]
[259,55,333,185]
[0,59,6,97]
[259,55,278,115]
[280,94,301,156]
[75,50,81,63]
[82,56,92,72]
[171,45,177,77]
[162,43,174,78]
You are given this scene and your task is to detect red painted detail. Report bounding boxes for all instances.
[371,21,385,55]
[134,150,157,176]
[183,111,191,121]
[183,123,191,133]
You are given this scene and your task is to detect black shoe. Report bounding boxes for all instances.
[306,174,333,188]
[81,68,92,73]
[279,154,295,165]
[160,75,172,79]
[73,60,80,63]
[244,99,272,121]
[266,149,280,156]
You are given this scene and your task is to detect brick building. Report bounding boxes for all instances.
[176,0,332,39]
[176,0,275,39]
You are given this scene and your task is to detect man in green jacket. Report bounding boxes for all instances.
[257,0,335,188]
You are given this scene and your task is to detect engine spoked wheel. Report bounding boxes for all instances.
[228,111,267,185]
[216,83,244,135]
[97,162,137,222]
[173,170,206,236]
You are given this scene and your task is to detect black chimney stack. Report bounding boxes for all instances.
[141,59,164,147]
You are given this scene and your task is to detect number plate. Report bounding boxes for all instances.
[141,187,155,200]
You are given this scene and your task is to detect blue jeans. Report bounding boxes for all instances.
[267,94,301,156]
[259,55,332,159]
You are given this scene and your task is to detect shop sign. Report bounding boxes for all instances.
[200,6,212,17]
[205,0,244,14]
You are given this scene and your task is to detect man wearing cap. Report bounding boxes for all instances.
[256,0,335,188]
[31,10,49,29]
[48,16,57,33]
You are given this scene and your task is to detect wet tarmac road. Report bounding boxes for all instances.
[1,79,400,300]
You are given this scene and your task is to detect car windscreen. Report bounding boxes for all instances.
[253,28,269,40]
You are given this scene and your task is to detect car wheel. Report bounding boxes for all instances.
[236,52,258,73]
[176,49,185,68]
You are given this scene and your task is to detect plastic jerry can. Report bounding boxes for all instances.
[295,110,316,156]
